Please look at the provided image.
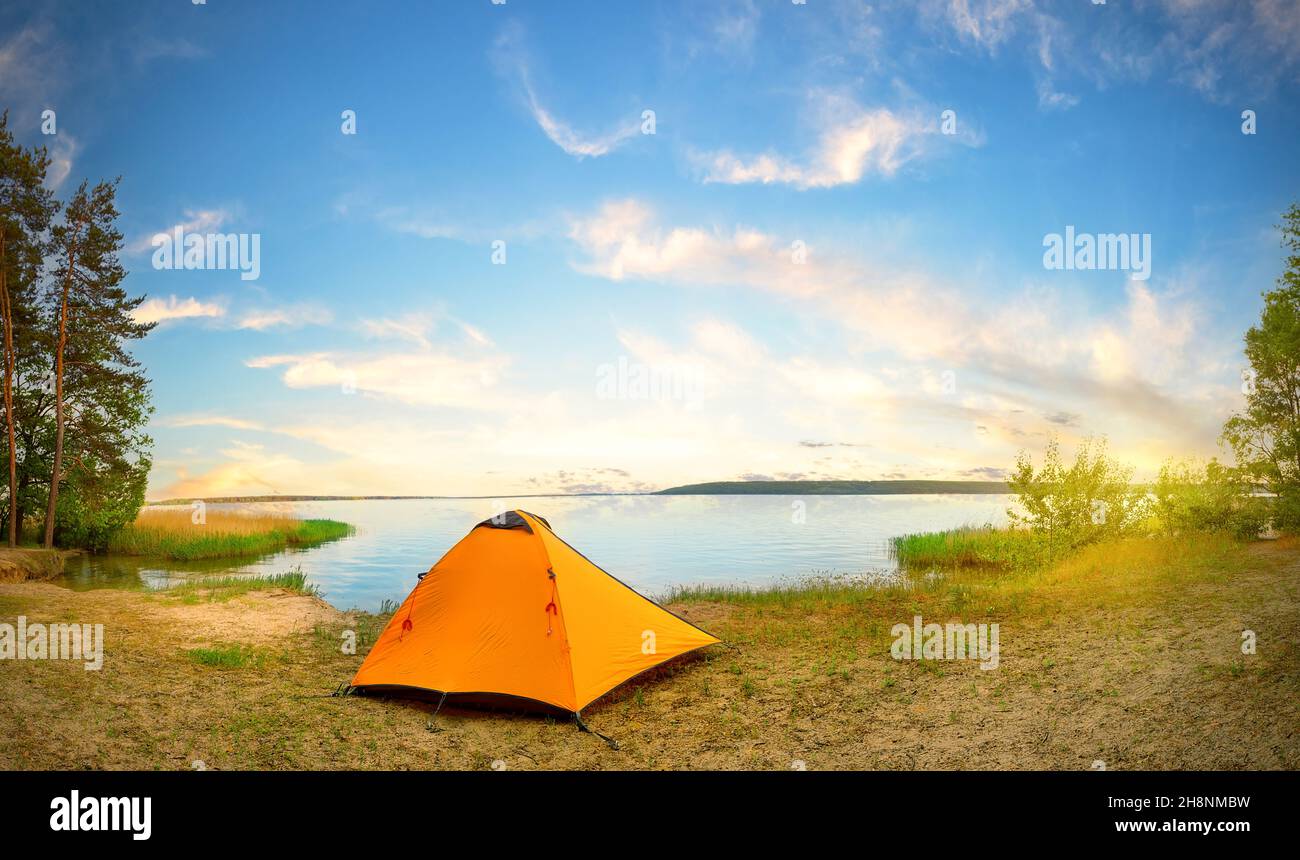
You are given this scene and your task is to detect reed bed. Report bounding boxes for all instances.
[108,509,353,560]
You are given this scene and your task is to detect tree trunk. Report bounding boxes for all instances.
[43,248,73,550]
[0,231,14,547]
[15,471,29,546]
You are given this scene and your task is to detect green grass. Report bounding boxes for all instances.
[109,517,354,561]
[891,525,1039,570]
[163,568,319,604]
[186,644,265,669]
[666,573,899,611]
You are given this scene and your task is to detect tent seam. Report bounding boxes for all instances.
[524,512,580,713]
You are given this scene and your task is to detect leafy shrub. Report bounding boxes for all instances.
[1007,437,1150,564]
[1153,458,1267,540]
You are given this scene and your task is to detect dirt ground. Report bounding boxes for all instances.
[0,538,1296,770]
[0,548,77,584]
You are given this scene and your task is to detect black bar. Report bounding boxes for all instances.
[5,771,1289,847]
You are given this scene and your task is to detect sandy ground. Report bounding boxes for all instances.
[0,539,1296,770]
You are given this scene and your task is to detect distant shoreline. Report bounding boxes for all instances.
[656,480,1010,495]
[147,480,1011,506]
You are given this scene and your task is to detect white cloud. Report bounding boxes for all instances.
[360,314,434,349]
[493,23,640,160]
[360,312,494,350]
[44,132,78,190]
[711,0,762,57]
[568,198,1225,454]
[525,94,640,159]
[921,0,1300,105]
[130,208,230,254]
[133,295,225,326]
[160,415,264,431]
[1036,79,1079,111]
[0,24,60,110]
[930,0,1035,53]
[246,349,510,410]
[237,305,333,331]
[695,93,968,189]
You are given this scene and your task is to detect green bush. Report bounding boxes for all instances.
[1007,437,1150,564]
[53,455,150,552]
[1153,459,1267,540]
[1267,491,1300,534]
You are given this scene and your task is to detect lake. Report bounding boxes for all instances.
[60,494,1013,612]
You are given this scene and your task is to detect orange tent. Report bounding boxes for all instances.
[351,510,719,717]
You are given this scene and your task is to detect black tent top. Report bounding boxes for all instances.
[474,510,551,534]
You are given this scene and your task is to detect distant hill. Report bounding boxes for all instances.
[656,480,1010,495]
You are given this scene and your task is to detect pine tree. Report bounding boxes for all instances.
[43,178,154,549]
[0,112,57,546]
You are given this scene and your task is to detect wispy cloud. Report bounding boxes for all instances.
[1036,79,1079,111]
[0,23,62,112]
[926,0,1035,54]
[246,348,510,410]
[159,414,264,431]
[694,92,975,189]
[133,295,225,326]
[132,36,208,66]
[44,132,78,189]
[711,0,762,57]
[236,305,333,331]
[567,198,1226,453]
[360,311,495,350]
[129,208,230,254]
[360,313,435,349]
[132,294,331,332]
[920,0,1300,104]
[493,22,641,159]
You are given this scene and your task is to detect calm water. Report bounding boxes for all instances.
[61,495,1012,611]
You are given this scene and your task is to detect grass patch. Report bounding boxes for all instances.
[109,509,354,561]
[668,534,1246,636]
[666,574,890,611]
[891,525,1037,570]
[186,644,265,669]
[163,568,318,604]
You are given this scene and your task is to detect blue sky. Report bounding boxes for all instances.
[2,0,1298,498]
